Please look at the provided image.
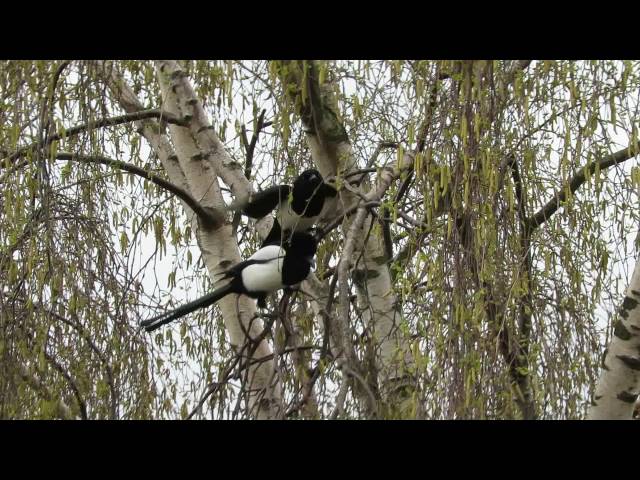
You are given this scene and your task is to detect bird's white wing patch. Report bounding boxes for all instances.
[242,245,286,293]
[248,245,283,262]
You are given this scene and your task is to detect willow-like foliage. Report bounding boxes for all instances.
[1,60,638,419]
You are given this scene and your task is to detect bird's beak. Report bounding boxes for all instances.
[307,256,316,269]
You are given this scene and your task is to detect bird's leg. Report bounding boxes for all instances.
[257,295,267,309]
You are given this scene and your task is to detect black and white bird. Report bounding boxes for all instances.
[240,169,337,245]
[140,231,318,333]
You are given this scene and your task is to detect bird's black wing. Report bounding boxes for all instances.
[260,219,284,248]
[242,185,291,219]
[224,256,274,277]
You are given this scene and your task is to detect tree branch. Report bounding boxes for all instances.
[1,109,188,168]
[508,156,537,419]
[241,109,268,181]
[55,152,224,229]
[43,350,88,420]
[234,109,269,233]
[528,141,640,231]
[17,363,76,420]
[315,201,381,241]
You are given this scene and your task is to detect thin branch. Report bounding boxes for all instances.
[329,378,350,419]
[234,109,269,233]
[394,170,415,205]
[315,201,381,241]
[45,303,118,419]
[16,363,75,420]
[416,76,440,153]
[508,156,537,420]
[1,109,188,168]
[528,141,640,231]
[187,312,278,419]
[43,350,88,420]
[380,207,393,261]
[241,109,268,181]
[39,60,71,149]
[366,141,400,169]
[12,293,119,419]
[54,152,224,229]
[336,207,379,415]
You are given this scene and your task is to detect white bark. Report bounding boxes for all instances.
[164,63,252,205]
[289,60,417,414]
[155,61,282,418]
[588,260,640,420]
[339,156,418,400]
[312,135,416,411]
[95,61,194,218]
[99,61,282,419]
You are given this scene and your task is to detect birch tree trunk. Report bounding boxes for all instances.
[98,60,282,419]
[276,60,416,417]
[588,260,640,420]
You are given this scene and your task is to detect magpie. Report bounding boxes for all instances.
[239,169,337,245]
[140,231,318,333]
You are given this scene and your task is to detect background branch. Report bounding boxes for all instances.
[529,141,640,231]
[2,109,188,168]
[55,152,224,229]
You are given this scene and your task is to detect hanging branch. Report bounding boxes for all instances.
[506,156,537,419]
[528,141,640,231]
[1,109,189,168]
[240,109,270,181]
[55,152,224,229]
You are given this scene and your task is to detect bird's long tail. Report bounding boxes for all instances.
[141,284,234,333]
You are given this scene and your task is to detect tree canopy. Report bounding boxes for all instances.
[1,60,639,419]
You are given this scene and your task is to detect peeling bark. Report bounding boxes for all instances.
[588,261,640,419]
[98,60,282,419]
[276,60,417,416]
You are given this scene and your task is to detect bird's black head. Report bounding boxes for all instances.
[292,169,324,198]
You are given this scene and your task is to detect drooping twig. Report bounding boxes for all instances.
[1,109,188,168]
[55,152,224,229]
[528,141,640,231]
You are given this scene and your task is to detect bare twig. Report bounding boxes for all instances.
[528,141,640,231]
[240,109,269,181]
[1,109,188,168]
[54,152,224,229]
